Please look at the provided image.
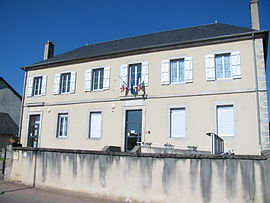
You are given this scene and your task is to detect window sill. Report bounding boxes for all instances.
[56,136,68,139]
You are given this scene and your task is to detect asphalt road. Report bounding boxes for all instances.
[0,179,129,203]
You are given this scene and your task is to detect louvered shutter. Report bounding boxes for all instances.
[120,64,128,87]
[41,75,47,96]
[206,54,215,81]
[231,51,241,79]
[161,60,170,85]
[26,77,34,97]
[53,74,60,94]
[184,57,193,83]
[103,66,111,90]
[141,62,149,86]
[70,72,76,93]
[84,69,92,92]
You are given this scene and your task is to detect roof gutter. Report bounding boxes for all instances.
[22,30,268,71]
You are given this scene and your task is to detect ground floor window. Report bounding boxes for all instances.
[57,113,68,137]
[170,108,186,138]
[89,112,102,138]
[217,105,234,136]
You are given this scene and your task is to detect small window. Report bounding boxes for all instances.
[170,59,185,83]
[89,112,102,138]
[92,68,104,90]
[129,63,142,87]
[57,113,68,137]
[215,53,231,80]
[217,105,234,136]
[60,73,71,94]
[170,108,186,138]
[33,76,43,96]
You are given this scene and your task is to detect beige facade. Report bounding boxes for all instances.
[20,33,269,155]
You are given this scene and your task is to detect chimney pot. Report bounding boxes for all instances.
[43,40,54,60]
[250,0,260,30]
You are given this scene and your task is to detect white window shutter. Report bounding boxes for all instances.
[231,51,241,79]
[217,106,234,136]
[141,62,149,86]
[53,74,61,95]
[84,69,92,92]
[184,57,193,83]
[161,60,170,85]
[171,109,186,138]
[26,77,34,97]
[41,75,47,96]
[103,66,111,90]
[206,54,215,81]
[120,64,128,87]
[90,112,102,138]
[70,72,76,93]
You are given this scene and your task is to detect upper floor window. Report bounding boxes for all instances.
[54,72,76,95]
[129,63,141,87]
[206,51,241,81]
[60,73,71,93]
[170,59,185,83]
[93,68,104,90]
[56,113,68,137]
[26,75,47,97]
[120,62,149,90]
[84,67,110,92]
[161,57,193,85]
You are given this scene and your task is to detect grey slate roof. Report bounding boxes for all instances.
[0,112,18,135]
[25,23,265,69]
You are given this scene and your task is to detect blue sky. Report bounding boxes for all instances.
[0,0,269,100]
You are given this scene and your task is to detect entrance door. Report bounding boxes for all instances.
[125,110,142,151]
[27,115,41,148]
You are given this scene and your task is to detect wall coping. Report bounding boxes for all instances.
[12,147,268,160]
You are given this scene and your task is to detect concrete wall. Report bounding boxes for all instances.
[20,38,269,154]
[5,148,270,203]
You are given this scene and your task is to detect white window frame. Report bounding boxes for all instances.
[169,107,186,138]
[56,113,69,138]
[216,105,235,137]
[215,53,232,80]
[128,63,142,87]
[170,58,185,84]
[88,111,102,139]
[92,68,104,91]
[32,76,43,96]
[60,72,71,94]
[25,111,43,148]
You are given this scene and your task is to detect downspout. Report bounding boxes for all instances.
[252,33,262,151]
[18,70,28,145]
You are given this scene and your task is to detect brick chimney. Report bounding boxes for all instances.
[250,0,260,30]
[43,40,54,60]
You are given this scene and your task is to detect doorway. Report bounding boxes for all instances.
[125,110,142,151]
[27,115,41,148]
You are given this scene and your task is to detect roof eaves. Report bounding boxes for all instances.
[23,29,268,71]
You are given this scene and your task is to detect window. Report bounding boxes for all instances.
[217,105,234,136]
[33,76,43,96]
[129,63,142,87]
[120,62,149,90]
[92,68,104,90]
[60,73,71,93]
[215,54,231,80]
[161,57,193,85]
[57,113,68,137]
[89,112,102,138]
[206,51,241,81]
[170,108,186,138]
[26,75,47,97]
[85,67,110,92]
[54,72,76,95]
[170,59,185,83]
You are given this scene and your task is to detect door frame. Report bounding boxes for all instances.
[26,111,43,148]
[121,105,145,152]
